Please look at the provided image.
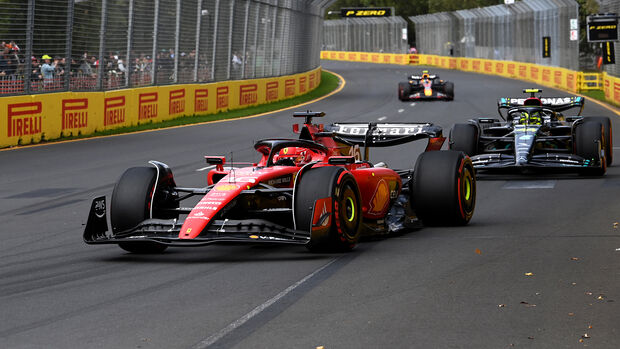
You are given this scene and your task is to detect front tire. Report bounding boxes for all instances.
[584,117,612,166]
[575,121,606,176]
[412,151,476,225]
[398,82,411,101]
[294,167,362,252]
[444,81,454,100]
[111,167,169,254]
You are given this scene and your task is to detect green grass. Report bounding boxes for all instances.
[579,89,608,105]
[7,71,341,148]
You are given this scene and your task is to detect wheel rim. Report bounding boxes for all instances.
[459,164,475,216]
[345,196,355,222]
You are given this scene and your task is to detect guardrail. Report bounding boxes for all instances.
[321,50,620,108]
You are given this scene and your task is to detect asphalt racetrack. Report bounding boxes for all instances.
[1,60,619,348]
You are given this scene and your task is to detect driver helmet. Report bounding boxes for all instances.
[273,147,311,166]
[517,110,542,125]
[421,70,430,79]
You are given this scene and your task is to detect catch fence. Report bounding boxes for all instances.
[0,0,324,95]
[409,0,580,71]
[322,16,408,54]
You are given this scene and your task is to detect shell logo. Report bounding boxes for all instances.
[370,179,390,213]
[215,184,239,191]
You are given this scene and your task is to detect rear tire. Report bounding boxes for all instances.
[412,151,476,225]
[398,82,411,101]
[111,167,169,254]
[584,117,612,166]
[294,167,362,252]
[449,123,478,156]
[575,122,606,176]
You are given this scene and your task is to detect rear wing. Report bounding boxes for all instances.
[324,122,443,147]
[409,74,437,80]
[498,96,584,114]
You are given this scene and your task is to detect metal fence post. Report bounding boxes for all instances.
[97,0,108,90]
[151,0,160,85]
[269,0,278,76]
[126,0,134,87]
[64,0,74,91]
[241,0,250,79]
[194,0,202,82]
[24,0,35,94]
[226,0,235,80]
[211,0,220,81]
[252,2,260,78]
[173,0,181,84]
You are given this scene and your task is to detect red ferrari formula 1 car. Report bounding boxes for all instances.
[398,70,455,101]
[84,112,475,253]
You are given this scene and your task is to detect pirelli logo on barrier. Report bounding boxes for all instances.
[309,73,316,89]
[330,52,337,59]
[348,53,356,61]
[530,66,539,80]
[484,61,493,73]
[195,89,208,113]
[104,96,125,126]
[495,62,504,74]
[266,82,278,101]
[371,54,379,63]
[285,79,295,97]
[554,71,563,85]
[360,53,369,61]
[519,65,527,79]
[394,55,403,64]
[338,52,346,60]
[299,76,307,93]
[614,81,620,102]
[139,92,158,120]
[216,87,229,109]
[7,102,42,137]
[169,89,185,115]
[542,68,551,83]
[383,55,391,64]
[473,60,481,71]
[449,58,457,69]
[567,73,576,91]
[507,63,515,76]
[239,84,258,106]
[62,99,88,130]
[460,59,469,70]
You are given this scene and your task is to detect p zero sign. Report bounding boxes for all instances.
[341,7,391,17]
[587,14,618,42]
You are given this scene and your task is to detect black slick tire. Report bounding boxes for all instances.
[584,116,612,166]
[398,82,411,101]
[449,123,478,156]
[111,167,168,253]
[294,166,362,252]
[444,81,454,100]
[411,151,476,226]
[575,122,606,176]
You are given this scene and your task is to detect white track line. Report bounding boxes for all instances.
[502,180,556,189]
[398,109,404,113]
[378,116,387,121]
[410,103,416,107]
[192,258,337,349]
[196,165,216,172]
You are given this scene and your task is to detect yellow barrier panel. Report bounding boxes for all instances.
[577,72,603,91]
[0,67,321,148]
[603,73,620,107]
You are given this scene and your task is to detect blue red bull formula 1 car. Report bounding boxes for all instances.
[398,70,454,101]
[84,112,475,253]
[449,89,612,175]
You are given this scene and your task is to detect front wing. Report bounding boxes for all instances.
[83,196,311,247]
